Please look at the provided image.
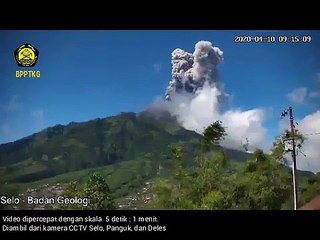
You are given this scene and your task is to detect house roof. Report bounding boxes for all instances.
[299,195,320,210]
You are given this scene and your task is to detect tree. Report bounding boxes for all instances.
[271,129,305,165]
[151,147,292,210]
[201,121,227,152]
[201,191,226,210]
[150,180,175,209]
[150,144,195,210]
[52,181,83,210]
[151,122,229,210]
[232,149,292,210]
[54,173,115,210]
[301,173,320,205]
[151,123,293,210]
[193,151,232,209]
[84,173,115,210]
[171,145,184,184]
[95,118,105,165]
[106,143,118,164]
[150,147,229,210]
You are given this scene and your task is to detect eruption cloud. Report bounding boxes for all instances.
[162,41,267,151]
[165,41,223,100]
[296,111,320,173]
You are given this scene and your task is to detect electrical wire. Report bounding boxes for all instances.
[303,132,320,136]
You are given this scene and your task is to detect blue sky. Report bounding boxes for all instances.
[1,30,319,144]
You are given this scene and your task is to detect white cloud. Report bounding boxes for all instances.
[295,111,320,173]
[309,91,320,98]
[31,110,46,130]
[0,95,20,111]
[153,63,162,73]
[221,108,267,151]
[279,118,288,133]
[286,87,308,104]
[166,84,267,151]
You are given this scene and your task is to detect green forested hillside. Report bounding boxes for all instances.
[0,112,197,183]
[0,110,317,209]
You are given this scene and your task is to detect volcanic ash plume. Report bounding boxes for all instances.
[163,40,267,151]
[165,41,223,100]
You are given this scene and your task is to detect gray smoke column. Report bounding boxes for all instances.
[161,40,267,152]
[165,41,223,100]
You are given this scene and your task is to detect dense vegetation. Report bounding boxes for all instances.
[0,112,201,184]
[0,110,319,209]
[149,122,320,209]
[53,173,115,210]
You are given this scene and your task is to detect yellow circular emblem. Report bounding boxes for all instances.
[14,44,39,67]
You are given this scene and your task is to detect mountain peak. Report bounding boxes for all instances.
[116,112,136,118]
[138,108,175,122]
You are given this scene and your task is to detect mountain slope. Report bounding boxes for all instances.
[1,110,313,186]
[0,110,316,209]
[0,111,202,184]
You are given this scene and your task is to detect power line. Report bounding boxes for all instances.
[303,132,320,136]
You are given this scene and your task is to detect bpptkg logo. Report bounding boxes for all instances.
[14,43,41,78]
[14,43,39,67]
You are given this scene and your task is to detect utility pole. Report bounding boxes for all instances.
[288,107,299,210]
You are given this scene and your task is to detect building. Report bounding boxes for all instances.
[299,196,320,210]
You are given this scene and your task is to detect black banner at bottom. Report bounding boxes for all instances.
[0,210,318,236]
